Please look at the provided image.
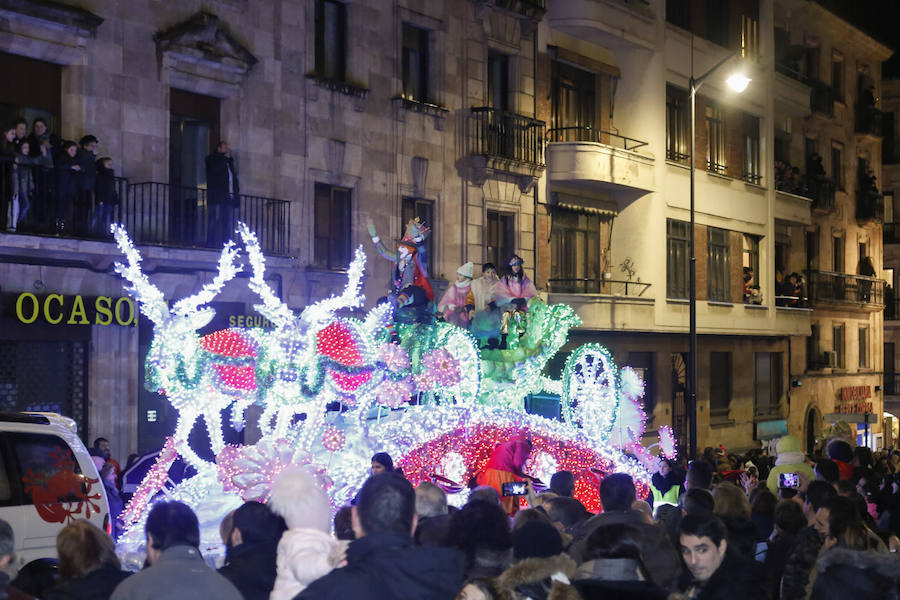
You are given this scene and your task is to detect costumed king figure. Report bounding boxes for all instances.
[467,262,502,348]
[493,254,537,349]
[368,218,434,339]
[437,262,474,328]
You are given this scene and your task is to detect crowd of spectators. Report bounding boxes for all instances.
[1,118,117,236]
[2,437,900,600]
[1,117,240,244]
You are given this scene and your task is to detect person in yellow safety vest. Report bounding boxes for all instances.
[650,458,682,507]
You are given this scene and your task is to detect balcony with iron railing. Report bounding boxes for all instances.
[855,105,884,138]
[466,107,545,188]
[548,277,650,295]
[468,107,545,167]
[807,270,885,311]
[0,159,291,255]
[478,0,546,20]
[546,277,654,330]
[856,188,884,223]
[810,81,835,117]
[546,126,654,201]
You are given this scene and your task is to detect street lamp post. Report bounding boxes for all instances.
[687,54,750,460]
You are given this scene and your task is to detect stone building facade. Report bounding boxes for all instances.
[0,0,890,463]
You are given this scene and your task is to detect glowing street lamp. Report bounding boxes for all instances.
[687,53,750,460]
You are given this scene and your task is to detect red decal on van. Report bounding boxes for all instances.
[22,447,103,524]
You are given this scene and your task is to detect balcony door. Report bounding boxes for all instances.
[487,51,509,112]
[551,61,595,141]
[169,89,220,245]
[486,210,514,270]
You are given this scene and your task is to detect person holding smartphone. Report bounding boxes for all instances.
[475,436,533,516]
[766,435,815,495]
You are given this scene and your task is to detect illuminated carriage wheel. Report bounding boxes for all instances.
[561,343,620,439]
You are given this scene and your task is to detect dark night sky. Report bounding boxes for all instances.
[813,0,900,75]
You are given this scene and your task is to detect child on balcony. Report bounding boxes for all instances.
[7,142,35,232]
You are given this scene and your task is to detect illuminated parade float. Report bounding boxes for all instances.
[111,223,676,552]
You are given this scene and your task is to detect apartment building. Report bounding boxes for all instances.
[880,76,900,447]
[531,0,889,454]
[0,0,888,458]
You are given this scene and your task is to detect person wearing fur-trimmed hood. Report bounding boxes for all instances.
[268,468,344,600]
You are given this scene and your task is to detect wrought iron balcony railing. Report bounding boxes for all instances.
[548,278,651,296]
[856,189,884,222]
[0,159,291,255]
[810,81,835,117]
[548,127,649,152]
[807,270,884,308]
[468,107,545,167]
[855,105,884,137]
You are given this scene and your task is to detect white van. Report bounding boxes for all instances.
[0,413,109,567]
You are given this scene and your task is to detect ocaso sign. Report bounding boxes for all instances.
[13,293,136,326]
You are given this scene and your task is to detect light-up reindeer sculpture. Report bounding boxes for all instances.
[112,225,243,470]
[238,224,388,444]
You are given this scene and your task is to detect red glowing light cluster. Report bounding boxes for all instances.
[213,364,258,391]
[200,329,258,358]
[316,322,363,366]
[396,423,622,513]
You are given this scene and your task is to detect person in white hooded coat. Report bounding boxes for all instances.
[267,468,344,600]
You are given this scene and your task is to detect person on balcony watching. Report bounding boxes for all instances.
[75,135,99,236]
[206,140,240,247]
[55,141,82,235]
[91,157,119,237]
[27,118,60,159]
[12,117,28,152]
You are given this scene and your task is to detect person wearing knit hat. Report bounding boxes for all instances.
[268,468,344,600]
[766,435,815,494]
[437,261,474,329]
[825,439,855,481]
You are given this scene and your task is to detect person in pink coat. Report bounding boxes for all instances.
[437,262,474,328]
[493,255,537,349]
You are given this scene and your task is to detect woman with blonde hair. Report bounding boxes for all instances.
[712,482,756,558]
[43,520,130,600]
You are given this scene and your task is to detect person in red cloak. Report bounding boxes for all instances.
[476,436,533,516]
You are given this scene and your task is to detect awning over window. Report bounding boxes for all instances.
[551,191,618,217]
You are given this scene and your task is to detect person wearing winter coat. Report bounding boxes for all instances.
[810,547,900,600]
[268,468,343,600]
[678,513,770,600]
[649,458,683,508]
[54,141,82,234]
[569,474,682,591]
[438,262,474,328]
[90,157,119,236]
[218,501,286,600]
[206,140,240,246]
[765,435,816,494]
[572,523,670,600]
[825,439,856,481]
[110,501,241,600]
[296,473,465,600]
[712,482,757,559]
[43,520,130,600]
[491,520,580,600]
